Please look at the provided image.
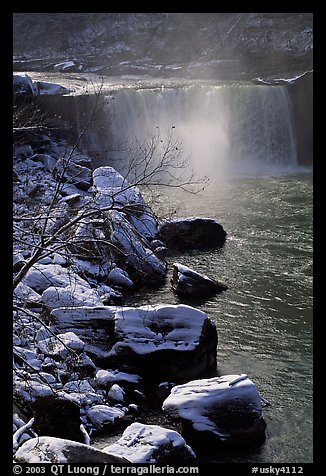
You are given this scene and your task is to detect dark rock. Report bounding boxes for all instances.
[14,436,130,463]
[29,395,84,442]
[157,217,227,251]
[171,262,228,298]
[163,374,267,451]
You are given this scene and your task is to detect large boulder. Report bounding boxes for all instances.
[163,374,267,449]
[50,304,218,383]
[14,436,129,463]
[157,217,227,251]
[103,422,196,463]
[107,304,218,382]
[171,262,228,298]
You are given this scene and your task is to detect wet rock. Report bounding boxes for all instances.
[157,217,227,251]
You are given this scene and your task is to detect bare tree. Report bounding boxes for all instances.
[13,79,207,291]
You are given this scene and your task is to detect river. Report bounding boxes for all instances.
[133,172,313,463]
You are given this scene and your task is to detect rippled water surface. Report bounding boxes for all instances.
[131,172,313,463]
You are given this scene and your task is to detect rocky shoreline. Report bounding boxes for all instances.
[13,74,268,464]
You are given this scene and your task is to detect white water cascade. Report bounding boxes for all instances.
[101,83,297,179]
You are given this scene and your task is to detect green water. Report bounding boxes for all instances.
[132,172,313,463]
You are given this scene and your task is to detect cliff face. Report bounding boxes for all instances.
[13,13,313,79]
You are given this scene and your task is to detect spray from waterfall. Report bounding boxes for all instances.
[99,82,298,181]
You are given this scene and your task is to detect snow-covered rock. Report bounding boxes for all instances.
[50,306,116,359]
[53,60,82,72]
[158,217,227,251]
[53,157,92,191]
[13,347,42,371]
[107,210,167,284]
[42,284,103,310]
[103,422,196,463]
[86,404,126,430]
[13,73,37,98]
[14,379,54,403]
[108,304,218,382]
[107,384,125,402]
[23,264,89,293]
[14,436,129,463]
[108,267,133,289]
[37,331,85,359]
[35,80,70,95]
[96,369,142,388]
[13,282,42,306]
[29,153,57,171]
[171,262,228,298]
[93,166,159,239]
[163,374,267,448]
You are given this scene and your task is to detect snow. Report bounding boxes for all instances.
[161,216,223,226]
[162,374,263,439]
[103,422,196,463]
[93,167,158,239]
[63,379,96,394]
[107,384,125,402]
[42,284,103,310]
[23,264,90,293]
[86,404,126,428]
[96,369,141,386]
[53,60,77,71]
[110,304,208,356]
[14,437,68,462]
[37,331,85,359]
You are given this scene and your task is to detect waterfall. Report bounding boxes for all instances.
[95,83,298,179]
